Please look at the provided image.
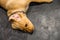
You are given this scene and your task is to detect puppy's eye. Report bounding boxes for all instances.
[25,24,28,27]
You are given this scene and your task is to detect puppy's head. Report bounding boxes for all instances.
[9,11,34,33]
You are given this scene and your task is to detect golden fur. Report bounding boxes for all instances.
[0,0,53,33]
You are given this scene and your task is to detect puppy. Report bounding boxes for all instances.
[0,0,53,33]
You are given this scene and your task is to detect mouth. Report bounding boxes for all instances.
[23,28,34,33]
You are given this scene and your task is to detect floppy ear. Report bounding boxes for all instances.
[11,22,18,29]
[11,21,19,29]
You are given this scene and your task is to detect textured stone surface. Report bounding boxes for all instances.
[0,0,60,40]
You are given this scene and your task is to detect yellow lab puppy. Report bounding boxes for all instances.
[0,0,53,33]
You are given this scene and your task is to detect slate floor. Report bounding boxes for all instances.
[0,0,60,40]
